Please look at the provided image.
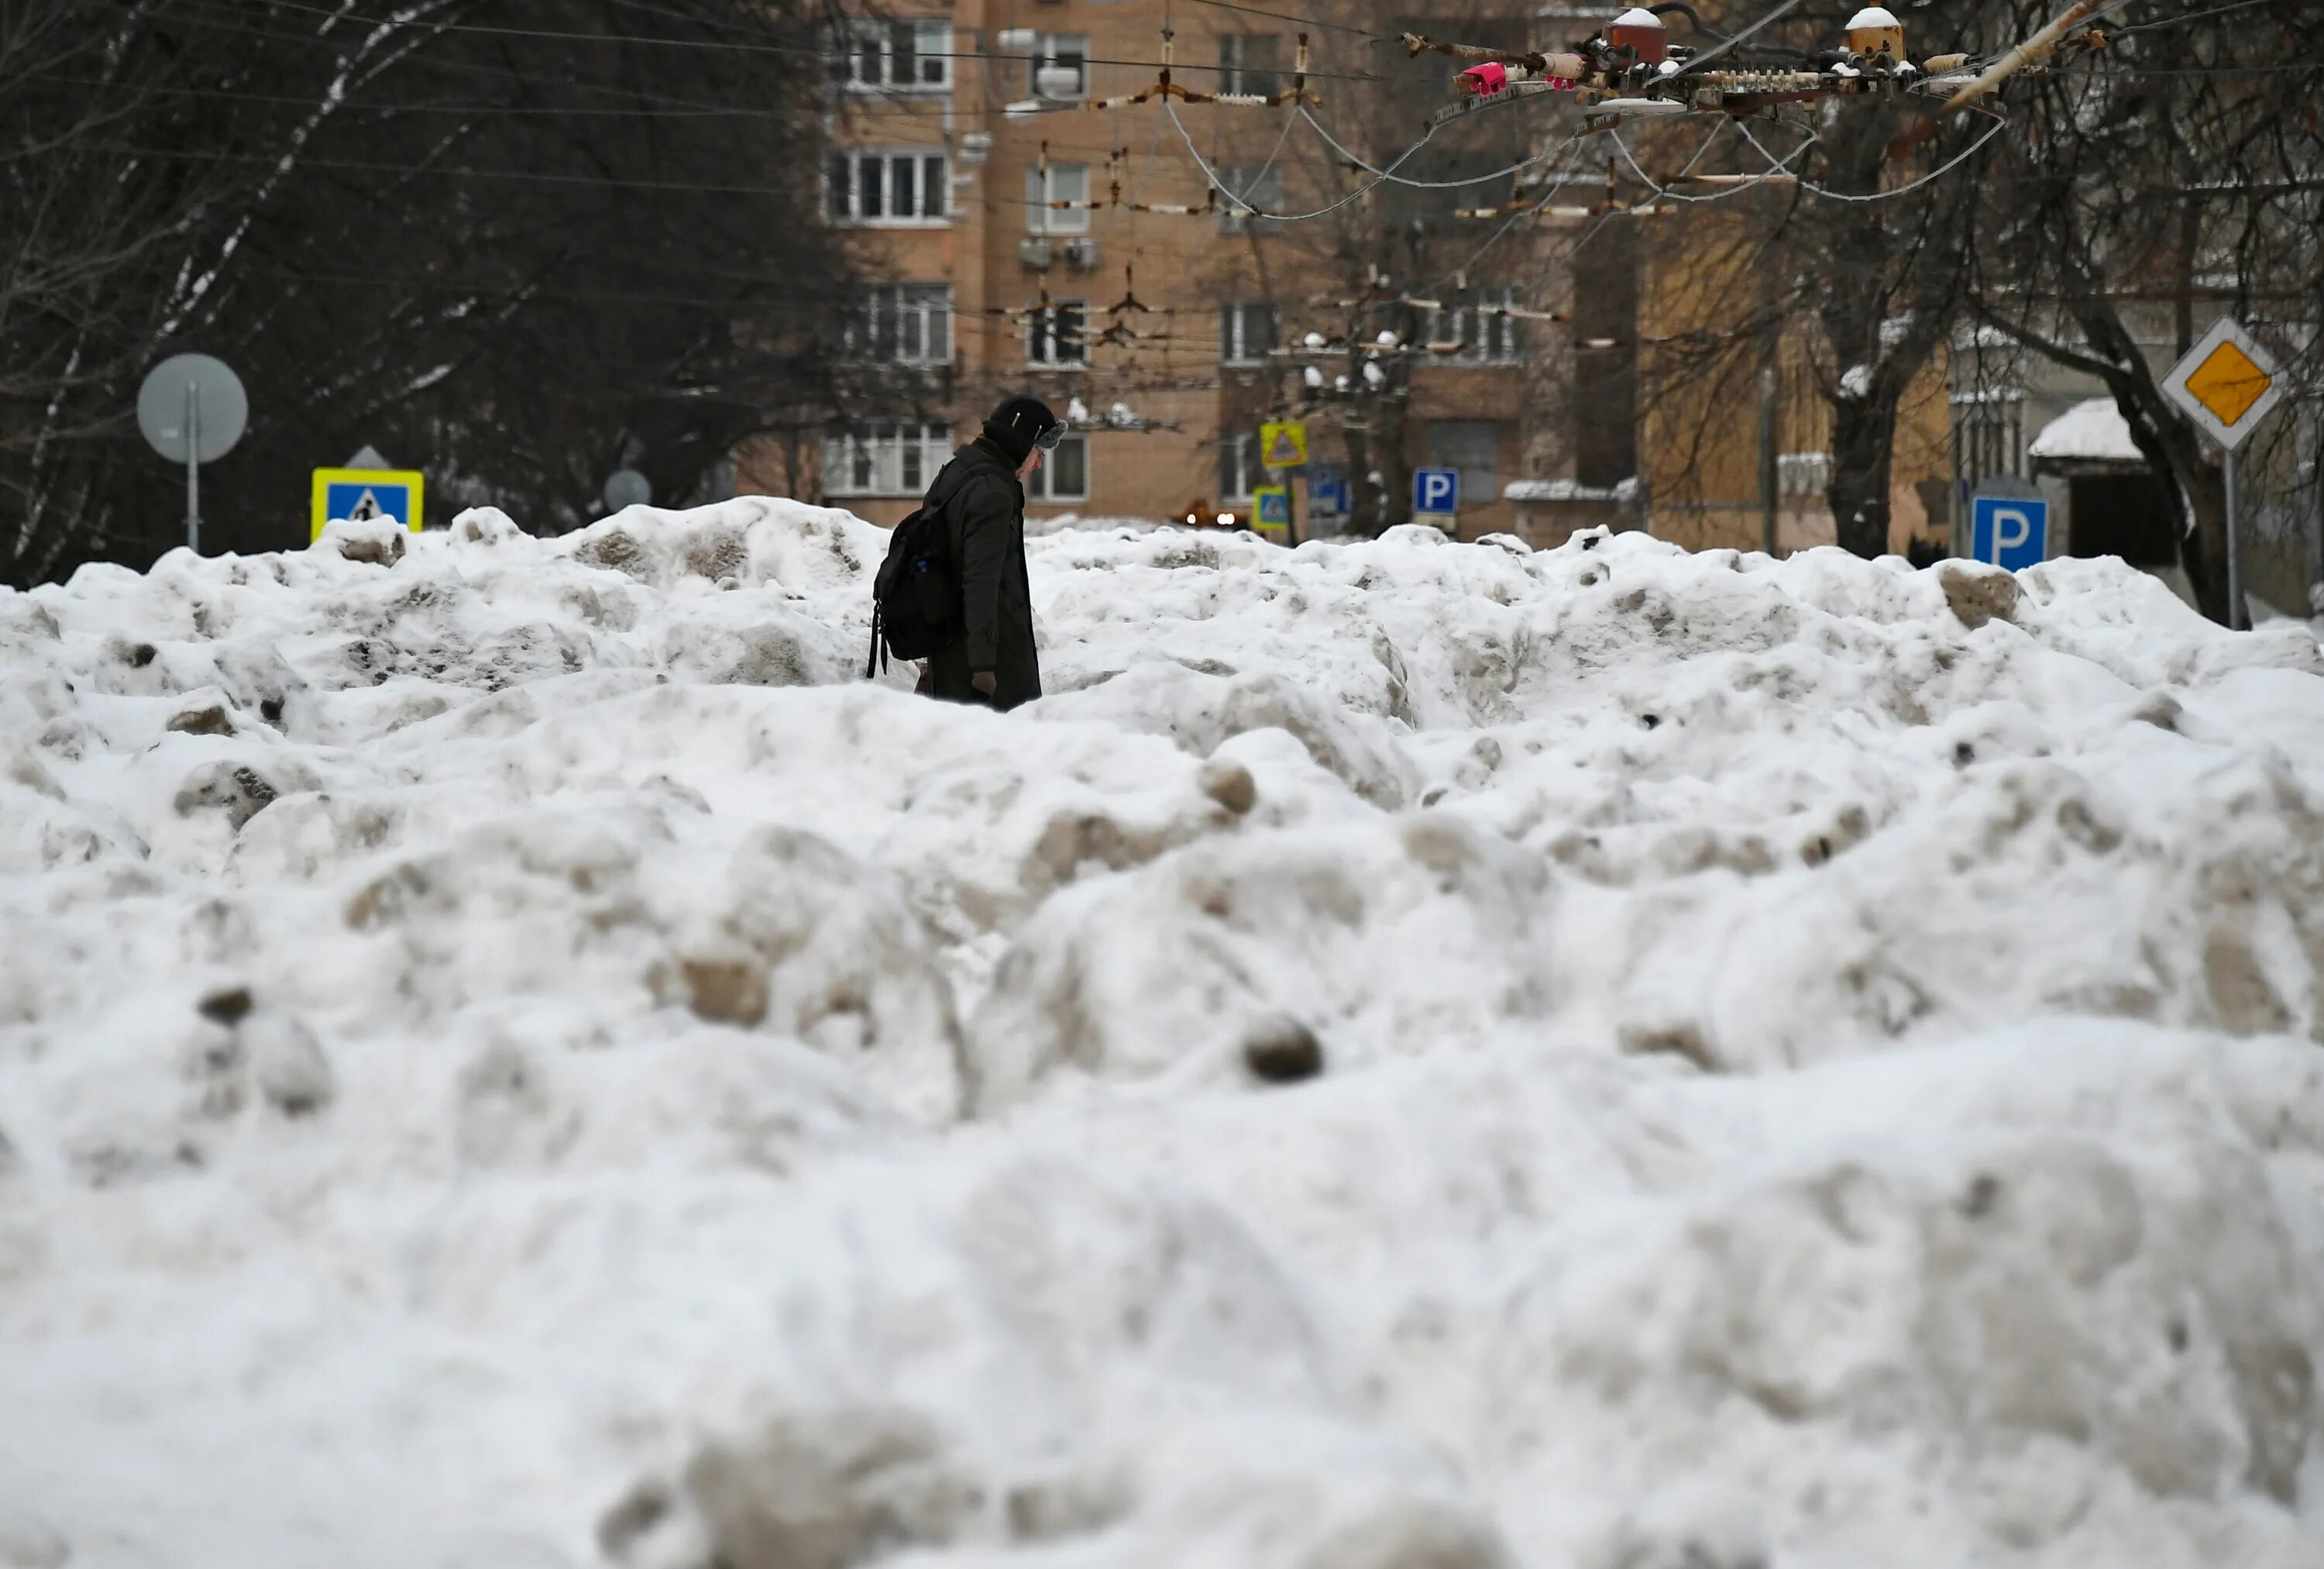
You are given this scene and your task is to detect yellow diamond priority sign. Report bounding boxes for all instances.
[2162,318,2282,452]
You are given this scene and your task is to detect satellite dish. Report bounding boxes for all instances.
[603,468,653,511]
[137,354,247,464]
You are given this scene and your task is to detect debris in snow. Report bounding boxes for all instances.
[1241,1014,1325,1083]
[1938,559,2021,628]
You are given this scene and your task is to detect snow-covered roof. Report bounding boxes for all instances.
[2029,397,2143,463]
[1612,8,1665,27]
[1505,477,1638,502]
[1848,6,1902,28]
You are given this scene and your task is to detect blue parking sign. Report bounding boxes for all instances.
[1971,495,2048,571]
[1413,467,1459,516]
[1308,464,1349,519]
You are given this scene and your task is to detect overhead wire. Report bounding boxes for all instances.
[80,141,825,198]
[1162,97,1432,222]
[1178,0,1387,40]
[205,0,1389,82]
[1790,121,2012,202]
[2111,0,2278,36]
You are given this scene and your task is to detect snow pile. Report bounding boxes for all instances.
[2030,397,2144,463]
[4,499,2324,1568]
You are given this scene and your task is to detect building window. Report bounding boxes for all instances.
[1024,163,1090,235]
[1028,434,1089,502]
[1218,163,1284,234]
[1219,33,1281,98]
[1033,34,1088,101]
[1027,300,1088,368]
[1438,287,1521,365]
[827,149,948,224]
[1221,302,1276,366]
[823,421,954,497]
[842,284,953,365]
[1951,391,2027,492]
[1218,431,1261,502]
[833,20,950,92]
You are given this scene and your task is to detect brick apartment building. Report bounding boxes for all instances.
[741,0,1951,555]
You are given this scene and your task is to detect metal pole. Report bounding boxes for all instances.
[1757,353,1778,557]
[2225,446,2240,631]
[184,382,201,555]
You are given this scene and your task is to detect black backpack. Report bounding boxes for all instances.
[865,463,969,676]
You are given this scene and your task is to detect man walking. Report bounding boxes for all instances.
[920,395,1064,711]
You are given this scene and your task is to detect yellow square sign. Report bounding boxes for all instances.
[2162,318,2283,452]
[1260,421,1308,470]
[311,468,425,541]
[2183,340,2271,429]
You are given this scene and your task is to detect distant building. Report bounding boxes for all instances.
[746,1,1954,559]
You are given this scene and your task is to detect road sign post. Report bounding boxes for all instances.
[136,354,248,556]
[185,385,201,554]
[2162,319,2284,630]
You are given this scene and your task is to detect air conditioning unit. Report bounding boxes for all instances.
[1061,238,1100,271]
[1018,236,1053,269]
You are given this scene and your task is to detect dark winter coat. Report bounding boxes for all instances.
[926,436,1042,711]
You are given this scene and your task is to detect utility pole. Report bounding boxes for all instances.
[1757,338,1779,557]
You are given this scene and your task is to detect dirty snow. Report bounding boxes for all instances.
[4,499,2324,1569]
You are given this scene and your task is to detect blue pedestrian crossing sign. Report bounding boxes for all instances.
[311,467,425,542]
[1253,484,1291,539]
[1970,494,2047,572]
[1413,467,1459,518]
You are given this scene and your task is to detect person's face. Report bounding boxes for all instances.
[1017,446,1044,482]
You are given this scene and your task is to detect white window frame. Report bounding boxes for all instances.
[844,283,953,366]
[1221,302,1276,366]
[827,148,950,225]
[834,19,951,93]
[1219,431,1261,503]
[1024,163,1091,235]
[1219,33,1282,98]
[1027,299,1089,369]
[1438,287,1522,366]
[1033,33,1088,102]
[1027,433,1090,503]
[823,421,954,498]
[1218,163,1284,234]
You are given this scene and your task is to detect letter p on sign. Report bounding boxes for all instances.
[1971,494,2048,573]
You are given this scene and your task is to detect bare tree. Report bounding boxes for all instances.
[2,0,861,585]
[1965,0,2324,621]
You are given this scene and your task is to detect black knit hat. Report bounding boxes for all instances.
[982,395,1059,466]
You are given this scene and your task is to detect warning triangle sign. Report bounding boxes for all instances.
[1261,421,1307,468]
[347,490,383,521]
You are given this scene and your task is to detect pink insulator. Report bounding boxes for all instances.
[1458,62,1511,97]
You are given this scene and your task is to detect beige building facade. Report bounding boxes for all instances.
[743,1,1951,558]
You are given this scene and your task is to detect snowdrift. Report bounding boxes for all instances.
[3,498,2323,1568]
